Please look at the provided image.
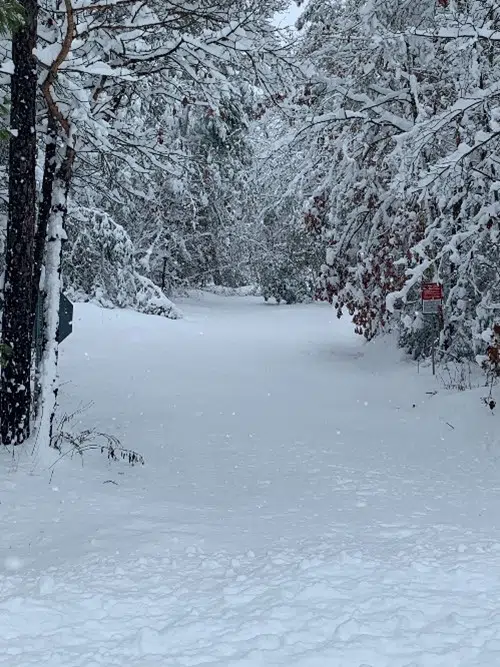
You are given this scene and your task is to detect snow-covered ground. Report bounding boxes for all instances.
[2,293,500,666]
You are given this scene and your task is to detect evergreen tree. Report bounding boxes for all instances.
[0,0,23,33]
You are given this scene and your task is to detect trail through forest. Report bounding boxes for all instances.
[2,294,500,666]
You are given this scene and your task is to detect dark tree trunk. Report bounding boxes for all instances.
[1,0,38,445]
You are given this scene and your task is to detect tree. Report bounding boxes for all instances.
[0,0,37,445]
[248,112,324,304]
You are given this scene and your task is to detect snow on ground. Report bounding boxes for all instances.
[2,293,500,666]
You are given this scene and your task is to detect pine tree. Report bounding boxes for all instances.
[0,0,23,33]
[0,0,37,445]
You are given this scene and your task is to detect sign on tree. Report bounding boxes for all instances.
[422,282,443,314]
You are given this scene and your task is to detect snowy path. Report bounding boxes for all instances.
[3,294,500,666]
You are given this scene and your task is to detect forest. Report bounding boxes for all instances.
[1,0,500,448]
[4,3,500,665]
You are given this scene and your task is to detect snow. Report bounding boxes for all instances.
[3,293,500,666]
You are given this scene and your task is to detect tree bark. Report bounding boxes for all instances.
[30,114,58,344]
[1,0,38,445]
[36,144,75,449]
[34,0,75,449]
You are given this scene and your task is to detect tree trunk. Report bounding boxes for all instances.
[30,114,58,413]
[36,144,75,449]
[30,114,58,344]
[35,0,75,450]
[1,0,38,445]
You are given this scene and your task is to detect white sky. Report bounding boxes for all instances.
[274,2,304,28]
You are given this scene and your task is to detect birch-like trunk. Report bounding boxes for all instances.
[30,115,58,342]
[35,145,74,450]
[35,0,75,452]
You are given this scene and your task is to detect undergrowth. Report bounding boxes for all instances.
[50,404,144,466]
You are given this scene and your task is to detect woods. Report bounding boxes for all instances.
[2,0,500,447]
[0,0,292,446]
[4,5,500,662]
[271,0,500,368]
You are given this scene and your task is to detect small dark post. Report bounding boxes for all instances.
[161,256,167,291]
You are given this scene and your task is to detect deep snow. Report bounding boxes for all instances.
[2,293,500,666]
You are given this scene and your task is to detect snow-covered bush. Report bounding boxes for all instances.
[63,208,181,319]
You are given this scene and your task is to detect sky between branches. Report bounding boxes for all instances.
[274,1,304,28]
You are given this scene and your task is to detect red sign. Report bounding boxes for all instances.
[422,283,443,301]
